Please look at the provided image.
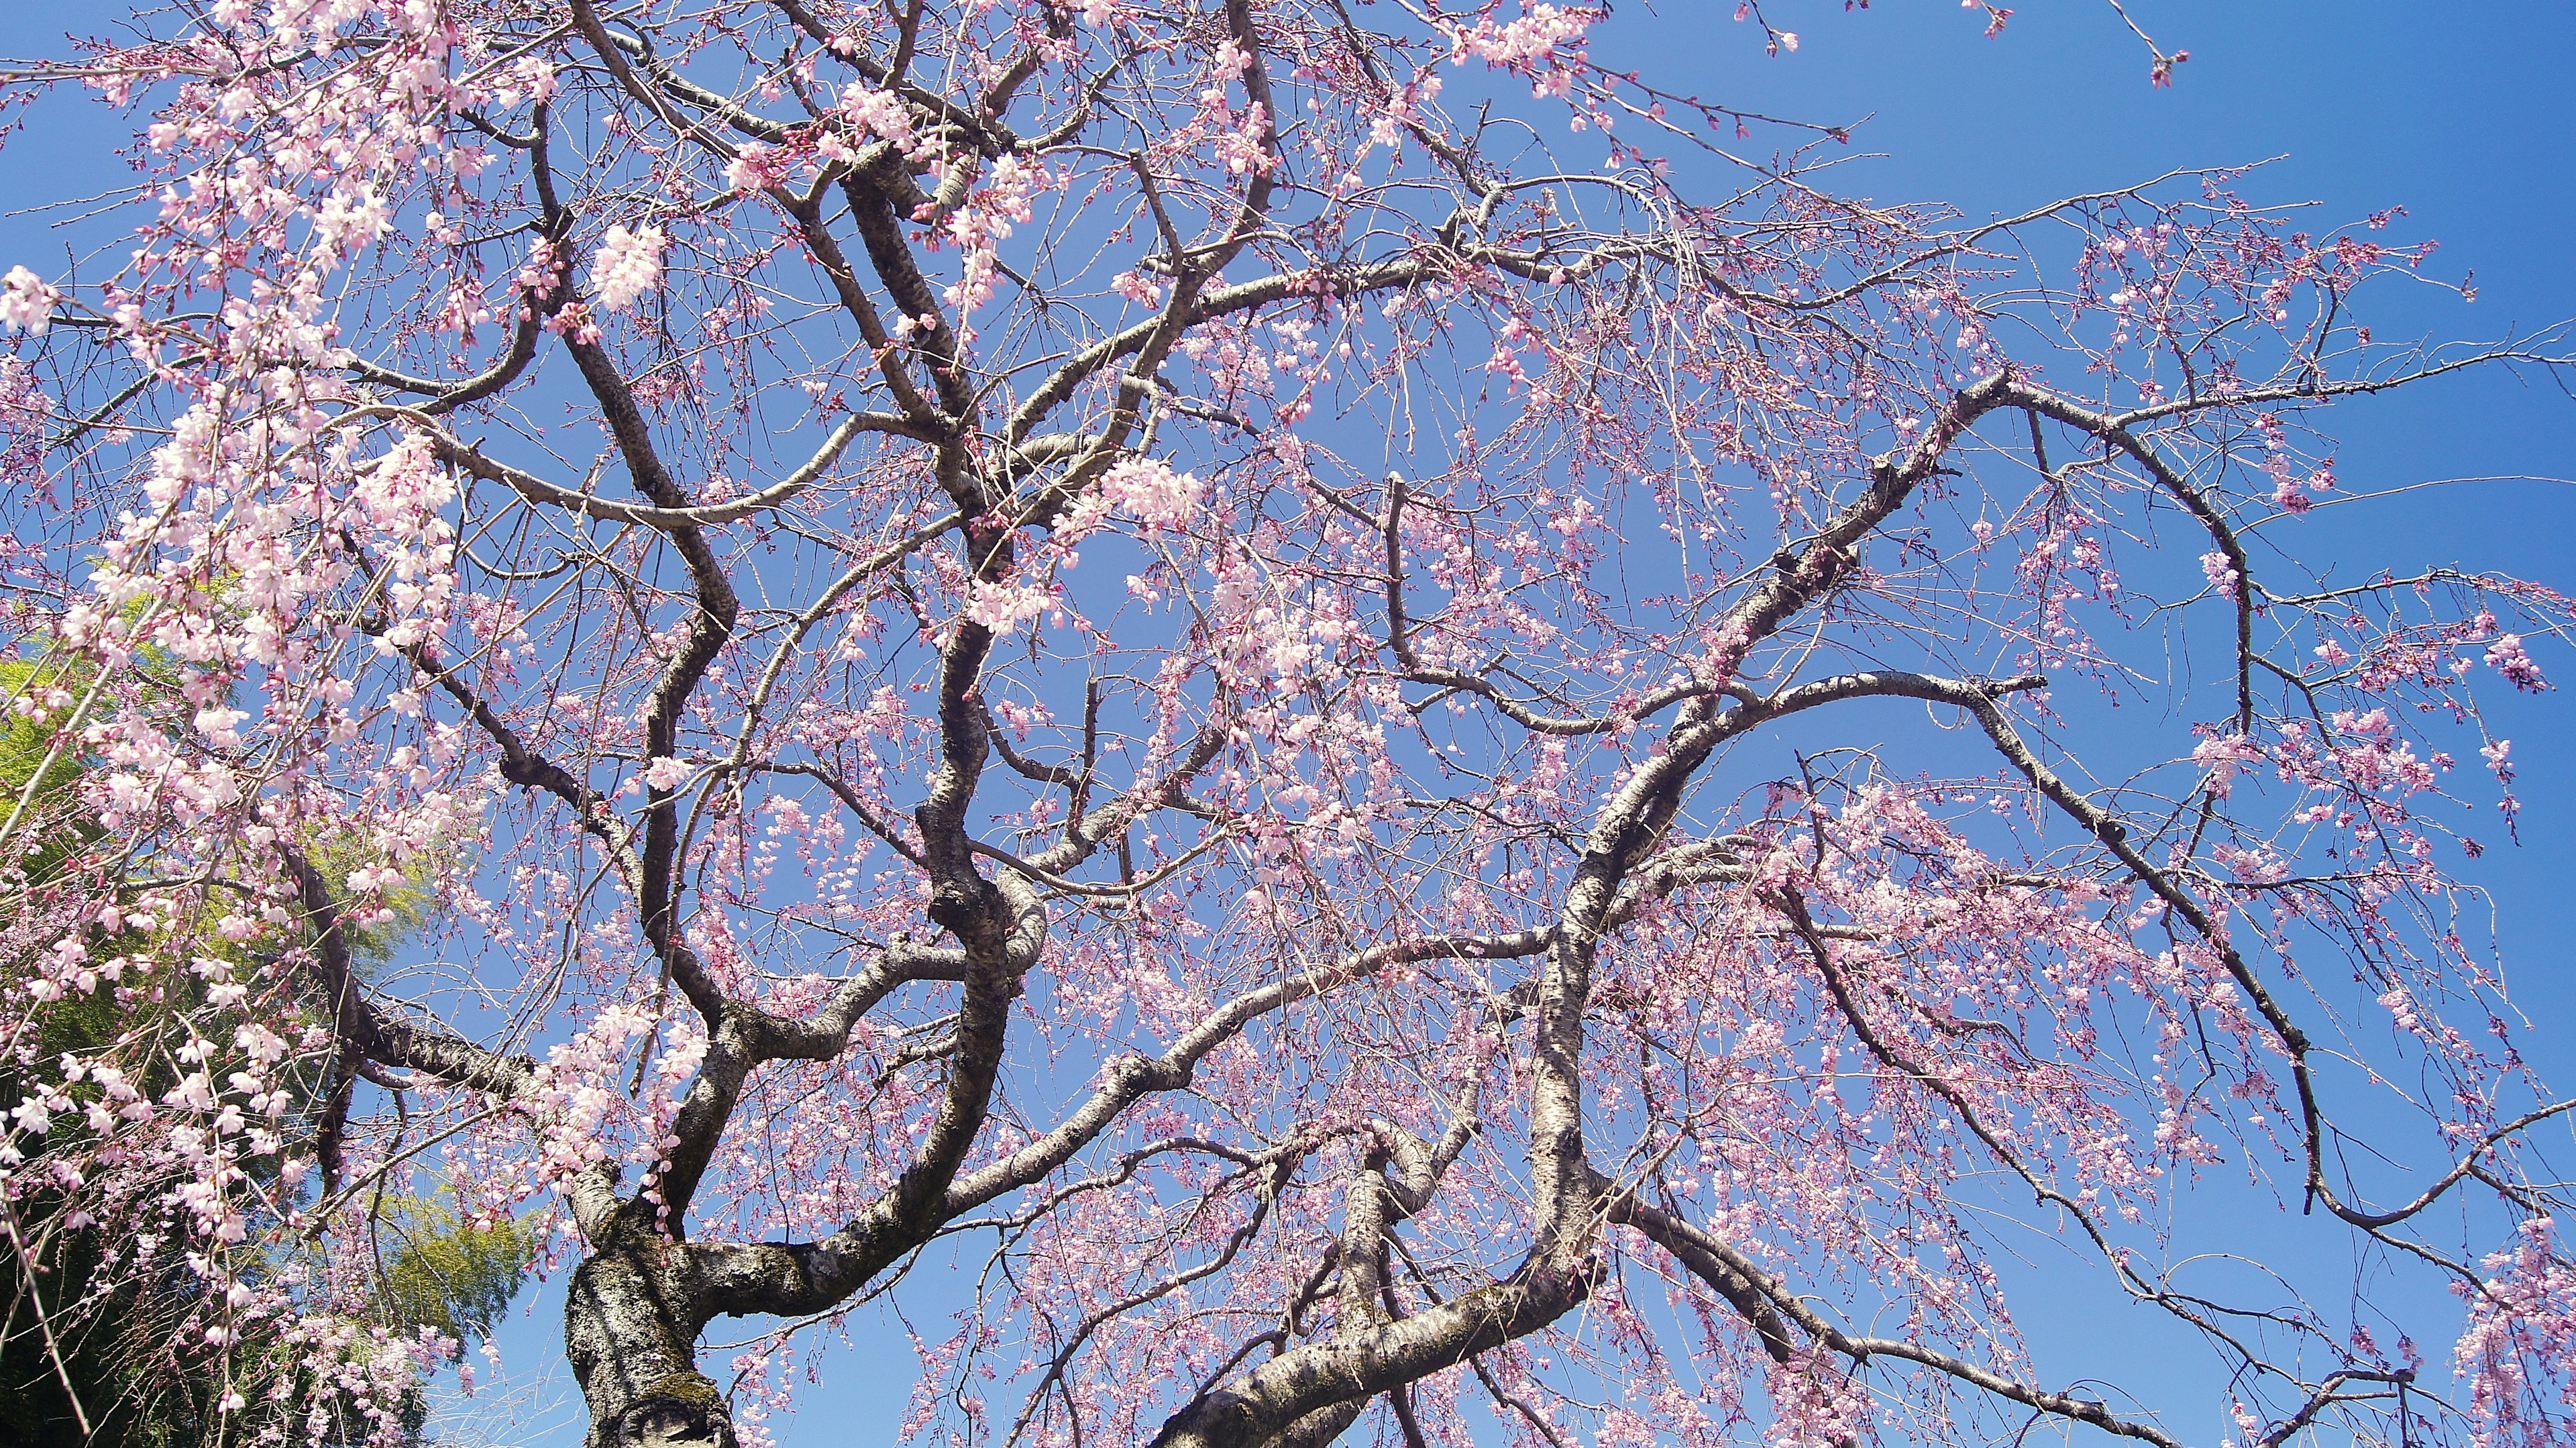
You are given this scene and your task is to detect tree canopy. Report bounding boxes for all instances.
[0,3,2569,1447]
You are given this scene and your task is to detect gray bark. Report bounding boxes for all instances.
[565,1212,738,1448]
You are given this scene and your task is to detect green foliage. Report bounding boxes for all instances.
[299,827,445,974]
[370,1192,539,1344]
[0,653,101,886]
[0,643,521,1445]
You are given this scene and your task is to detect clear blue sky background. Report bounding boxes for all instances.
[2,2,2571,1444]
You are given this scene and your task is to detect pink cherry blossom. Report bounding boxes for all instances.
[590,224,668,313]
[0,265,58,335]
[0,5,2562,1448]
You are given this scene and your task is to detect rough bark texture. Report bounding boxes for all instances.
[567,1231,735,1448]
[5,6,2569,1448]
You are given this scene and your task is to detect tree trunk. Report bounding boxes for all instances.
[566,1219,735,1448]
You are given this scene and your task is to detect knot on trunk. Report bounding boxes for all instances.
[928,874,1002,939]
[608,1372,733,1448]
[1149,1388,1257,1448]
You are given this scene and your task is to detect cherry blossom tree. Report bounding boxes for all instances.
[0,3,2570,1447]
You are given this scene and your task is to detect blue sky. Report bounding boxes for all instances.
[1582,9,2576,1445]
[2,2,2571,1444]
